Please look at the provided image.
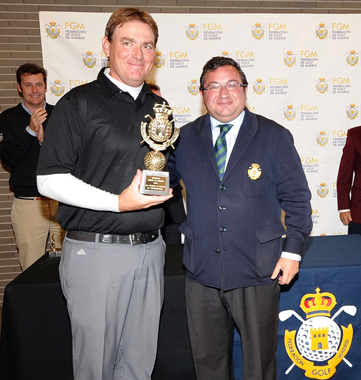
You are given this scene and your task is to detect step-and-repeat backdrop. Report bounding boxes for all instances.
[39,12,361,236]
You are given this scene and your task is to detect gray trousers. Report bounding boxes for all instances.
[59,234,165,380]
[186,278,280,380]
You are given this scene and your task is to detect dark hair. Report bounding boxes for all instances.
[200,56,248,90]
[105,7,158,46]
[16,63,47,86]
[148,83,160,92]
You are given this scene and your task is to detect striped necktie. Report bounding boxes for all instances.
[214,123,233,180]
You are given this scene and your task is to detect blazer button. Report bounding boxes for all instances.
[215,248,220,254]
[220,227,227,232]
[218,206,223,211]
[220,185,225,190]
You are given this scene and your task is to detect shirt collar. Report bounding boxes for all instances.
[104,67,143,100]
[21,99,46,115]
[210,110,245,131]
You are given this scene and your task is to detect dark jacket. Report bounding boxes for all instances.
[169,108,312,291]
[0,103,53,196]
[337,126,361,224]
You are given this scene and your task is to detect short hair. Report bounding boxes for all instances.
[148,83,160,92]
[105,7,158,46]
[16,63,47,86]
[200,56,248,90]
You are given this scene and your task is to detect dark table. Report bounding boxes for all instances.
[2,235,361,380]
[0,245,195,380]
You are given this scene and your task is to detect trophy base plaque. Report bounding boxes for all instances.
[140,170,169,196]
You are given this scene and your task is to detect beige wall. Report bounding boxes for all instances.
[0,0,361,304]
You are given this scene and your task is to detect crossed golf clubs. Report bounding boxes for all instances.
[279,305,357,374]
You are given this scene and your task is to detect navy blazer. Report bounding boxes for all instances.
[168,108,312,291]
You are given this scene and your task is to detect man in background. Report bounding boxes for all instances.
[168,56,312,380]
[37,8,172,380]
[0,63,62,270]
[337,126,361,234]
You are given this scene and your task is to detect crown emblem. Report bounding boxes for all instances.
[155,51,162,56]
[189,23,195,28]
[319,23,325,27]
[54,79,61,84]
[320,131,326,135]
[49,21,56,26]
[256,78,263,83]
[255,23,261,27]
[286,51,293,55]
[300,288,337,318]
[287,105,293,109]
[222,51,229,56]
[350,103,355,108]
[319,78,325,82]
[153,103,172,116]
[85,51,93,56]
[350,50,355,54]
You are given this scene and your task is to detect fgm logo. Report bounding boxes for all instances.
[187,79,200,96]
[280,288,356,379]
[316,131,329,147]
[251,23,265,39]
[185,23,199,40]
[346,50,359,66]
[50,79,65,97]
[253,79,266,95]
[346,104,359,120]
[317,183,329,198]
[284,105,296,121]
[45,21,61,39]
[82,51,97,68]
[316,78,328,94]
[221,51,231,58]
[283,51,296,67]
[154,51,166,68]
[316,23,328,39]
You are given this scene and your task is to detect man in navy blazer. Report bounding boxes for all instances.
[168,57,312,380]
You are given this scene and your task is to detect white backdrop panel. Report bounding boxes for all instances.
[39,12,361,236]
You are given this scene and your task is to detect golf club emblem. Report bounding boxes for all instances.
[279,288,356,379]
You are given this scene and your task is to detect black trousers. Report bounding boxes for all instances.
[348,221,361,234]
[186,278,280,380]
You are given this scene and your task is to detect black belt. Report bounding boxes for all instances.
[15,196,51,200]
[66,230,159,245]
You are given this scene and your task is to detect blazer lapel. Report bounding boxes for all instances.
[223,108,258,181]
[196,115,220,178]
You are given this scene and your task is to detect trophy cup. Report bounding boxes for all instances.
[140,102,179,195]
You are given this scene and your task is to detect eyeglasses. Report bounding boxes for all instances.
[201,81,247,92]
